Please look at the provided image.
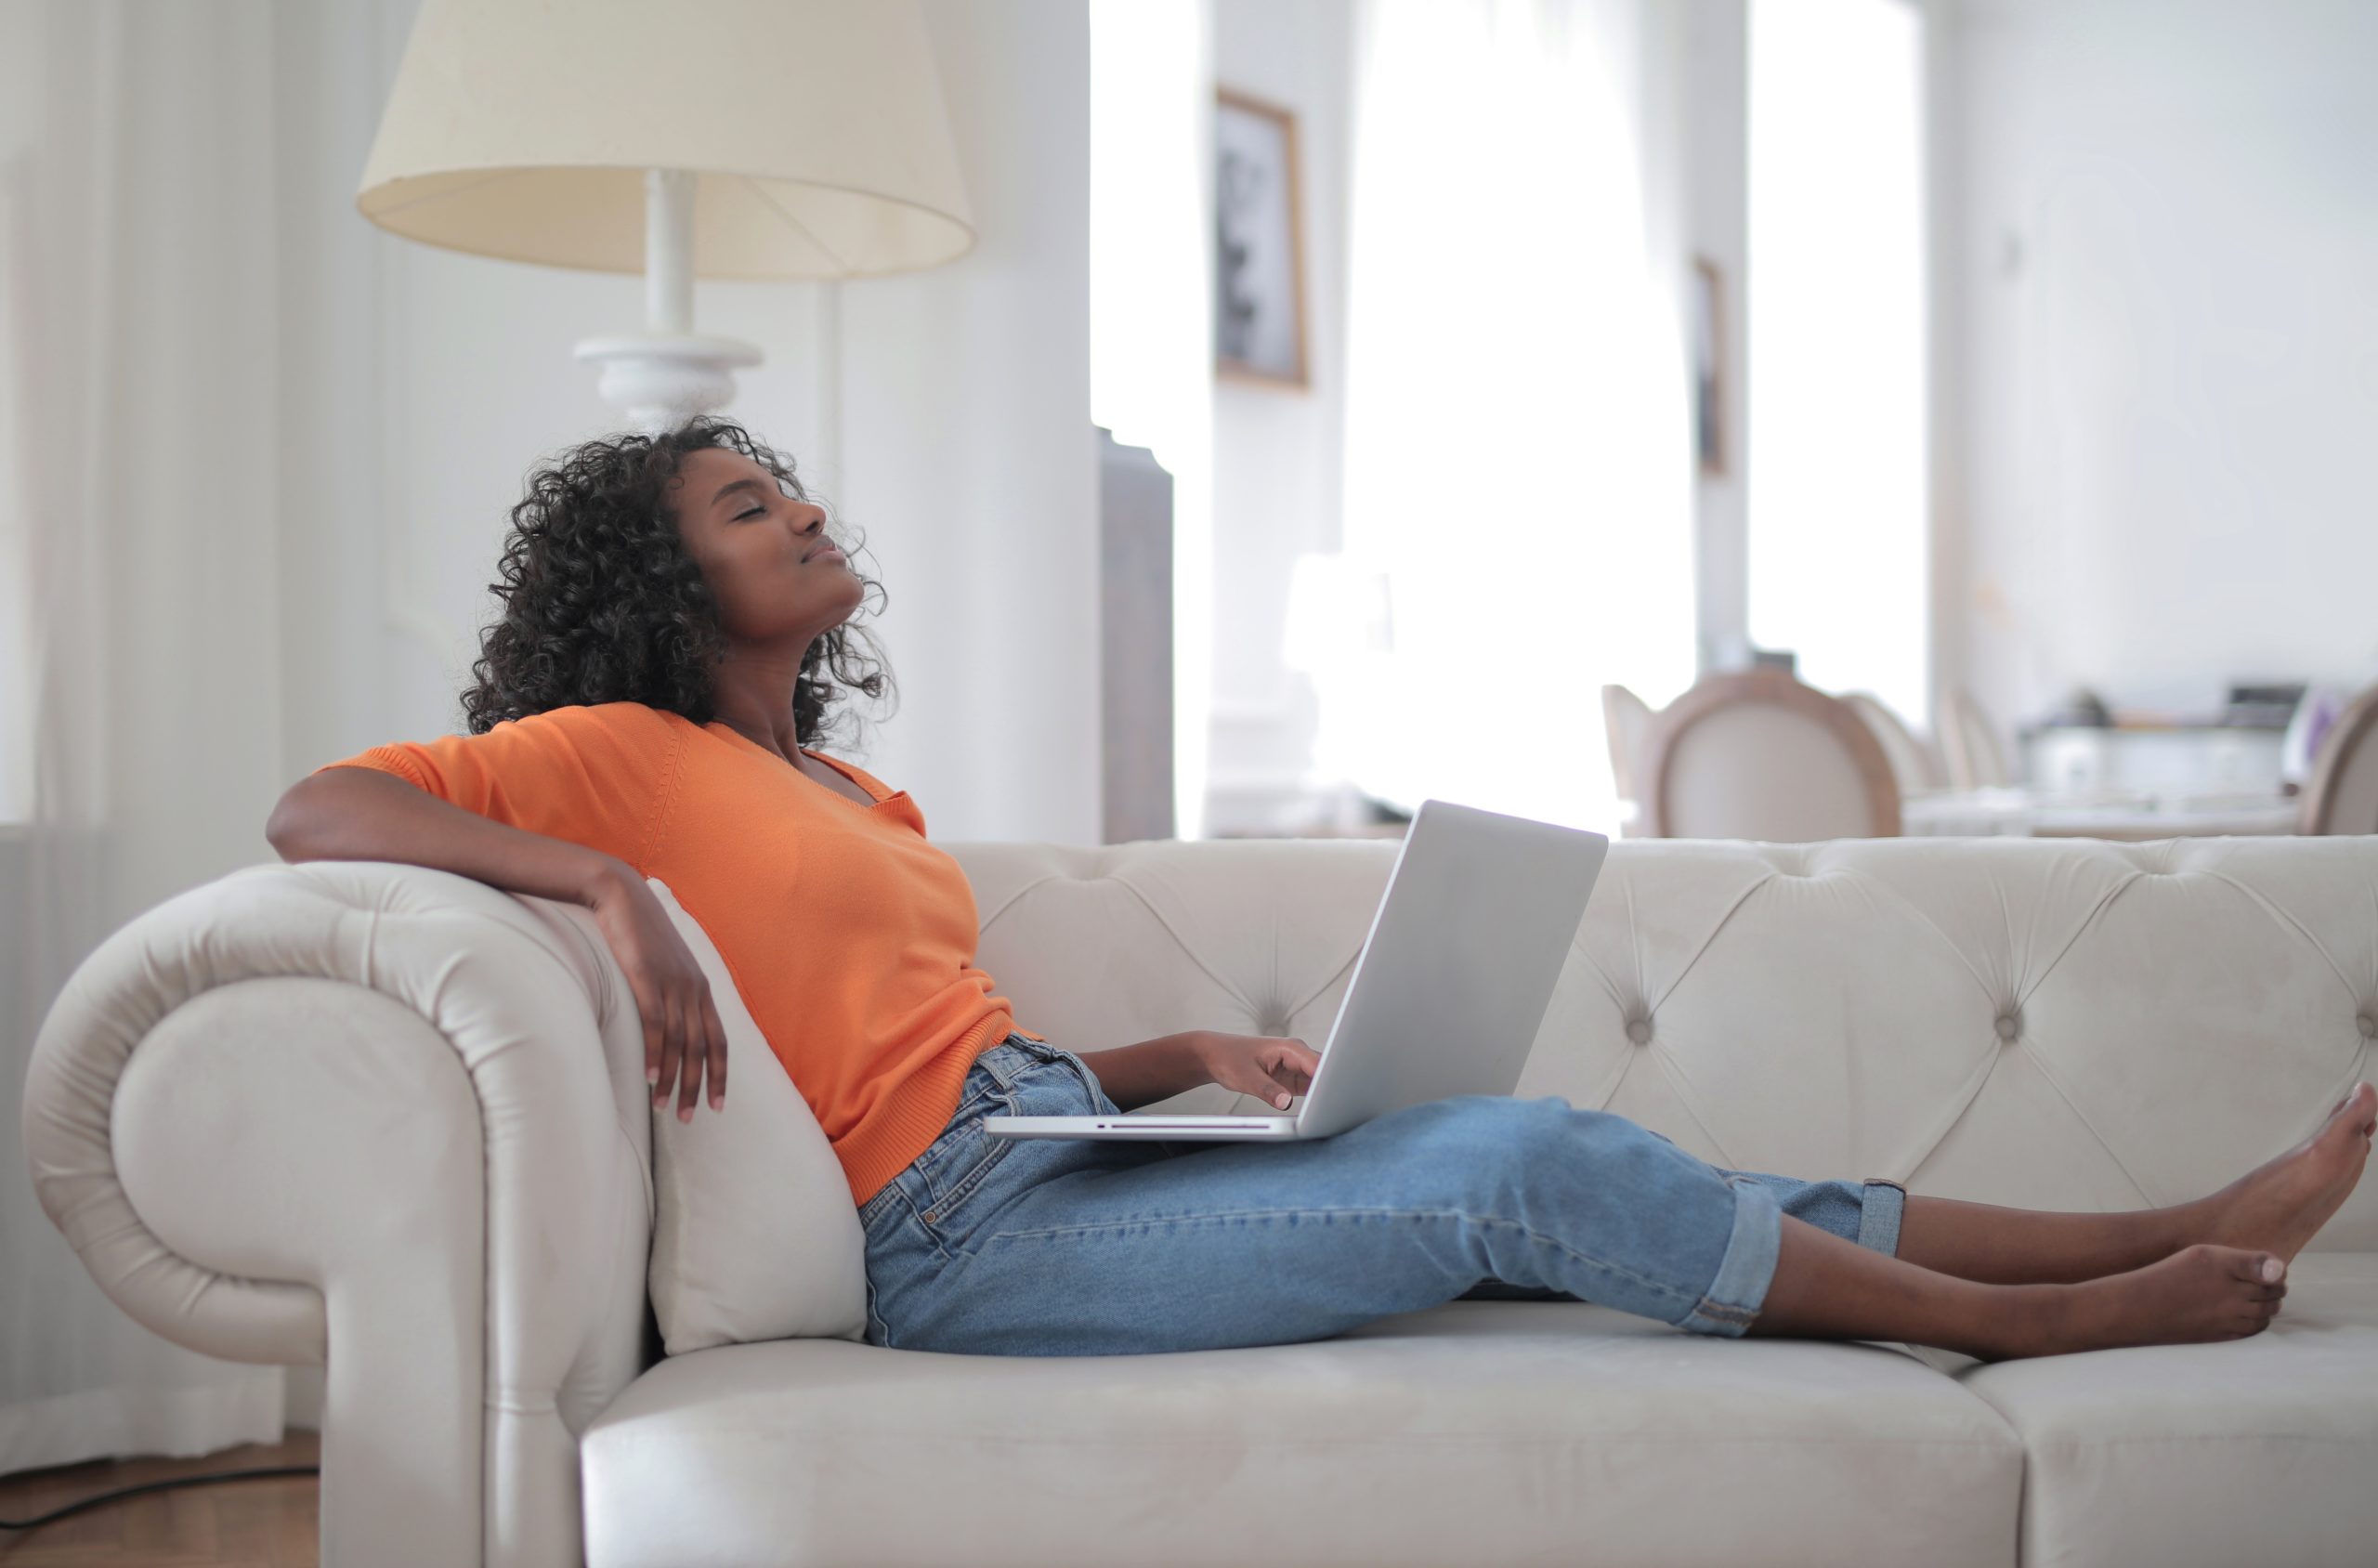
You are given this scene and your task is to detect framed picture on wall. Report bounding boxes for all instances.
[1691,255,1728,477]
[1215,87,1309,388]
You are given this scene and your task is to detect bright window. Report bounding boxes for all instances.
[1746,0,1928,727]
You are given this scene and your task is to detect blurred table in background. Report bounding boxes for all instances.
[2021,723,2288,797]
[1902,787,2299,840]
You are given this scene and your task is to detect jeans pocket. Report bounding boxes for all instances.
[913,1097,1022,1244]
[1007,1051,1113,1118]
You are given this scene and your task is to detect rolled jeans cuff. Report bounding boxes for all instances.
[1858,1177,1907,1258]
[1678,1176,1783,1338]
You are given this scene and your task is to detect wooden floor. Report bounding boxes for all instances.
[0,1434,317,1567]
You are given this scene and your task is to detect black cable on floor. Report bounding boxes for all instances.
[0,1465,320,1531]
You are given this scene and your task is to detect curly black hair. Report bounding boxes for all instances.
[458,415,894,747]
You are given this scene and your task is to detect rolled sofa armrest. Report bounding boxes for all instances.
[21,860,659,1568]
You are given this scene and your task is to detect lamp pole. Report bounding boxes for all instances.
[573,169,764,432]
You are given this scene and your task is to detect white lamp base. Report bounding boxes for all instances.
[574,333,763,433]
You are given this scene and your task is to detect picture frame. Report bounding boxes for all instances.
[1214,87,1310,389]
[1691,255,1728,477]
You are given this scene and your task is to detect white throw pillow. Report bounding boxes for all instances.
[643,879,869,1352]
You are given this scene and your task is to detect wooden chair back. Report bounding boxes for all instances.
[1601,683,1656,804]
[1638,668,1901,840]
[2298,683,2378,835]
[1844,690,1944,798]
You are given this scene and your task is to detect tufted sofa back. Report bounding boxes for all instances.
[944,834,2378,1249]
[24,832,2378,1567]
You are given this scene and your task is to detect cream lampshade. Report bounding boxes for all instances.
[357,0,976,430]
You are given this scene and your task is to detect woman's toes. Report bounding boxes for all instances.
[2241,1252,2286,1286]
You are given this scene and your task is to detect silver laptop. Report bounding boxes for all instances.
[984,799,1608,1143]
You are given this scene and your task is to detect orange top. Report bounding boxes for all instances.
[314,701,1042,1207]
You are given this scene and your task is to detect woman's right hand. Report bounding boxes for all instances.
[583,863,728,1120]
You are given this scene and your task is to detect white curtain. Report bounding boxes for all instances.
[1,0,295,1470]
[1336,0,1696,833]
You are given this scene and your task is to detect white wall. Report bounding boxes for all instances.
[1939,0,2378,734]
[281,0,1095,846]
[1205,0,1354,824]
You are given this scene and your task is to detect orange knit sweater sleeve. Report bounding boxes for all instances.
[311,701,683,874]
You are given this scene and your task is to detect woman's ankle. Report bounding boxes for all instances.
[2150,1194,2220,1261]
[1976,1281,2082,1361]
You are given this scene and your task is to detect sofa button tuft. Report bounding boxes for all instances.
[1625,1017,1653,1045]
[2360,1014,2378,1039]
[1994,1013,2019,1041]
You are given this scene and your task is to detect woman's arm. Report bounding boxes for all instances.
[1076,1030,1321,1114]
[267,764,626,908]
[269,764,731,1117]
[1074,1033,1210,1114]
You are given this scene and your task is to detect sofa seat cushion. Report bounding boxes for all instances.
[1949,1251,2378,1568]
[581,1299,2020,1568]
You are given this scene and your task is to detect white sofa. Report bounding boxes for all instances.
[23,834,2378,1568]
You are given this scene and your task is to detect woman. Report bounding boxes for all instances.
[267,417,2376,1361]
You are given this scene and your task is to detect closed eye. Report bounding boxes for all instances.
[735,505,765,520]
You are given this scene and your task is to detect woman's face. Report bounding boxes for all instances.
[667,447,863,648]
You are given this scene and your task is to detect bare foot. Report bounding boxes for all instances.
[1978,1247,2292,1351]
[1985,1245,2289,1360]
[2200,1080,2376,1263]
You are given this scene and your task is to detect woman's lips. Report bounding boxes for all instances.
[804,544,845,565]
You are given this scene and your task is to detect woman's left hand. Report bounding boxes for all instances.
[1185,1031,1322,1110]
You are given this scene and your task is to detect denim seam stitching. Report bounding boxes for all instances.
[862,1265,891,1347]
[979,1205,1700,1307]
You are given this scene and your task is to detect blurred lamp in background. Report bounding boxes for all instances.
[355,0,975,433]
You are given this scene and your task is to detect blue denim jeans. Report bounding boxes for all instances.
[857,1033,1907,1356]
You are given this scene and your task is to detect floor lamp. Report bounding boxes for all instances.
[354,0,976,436]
